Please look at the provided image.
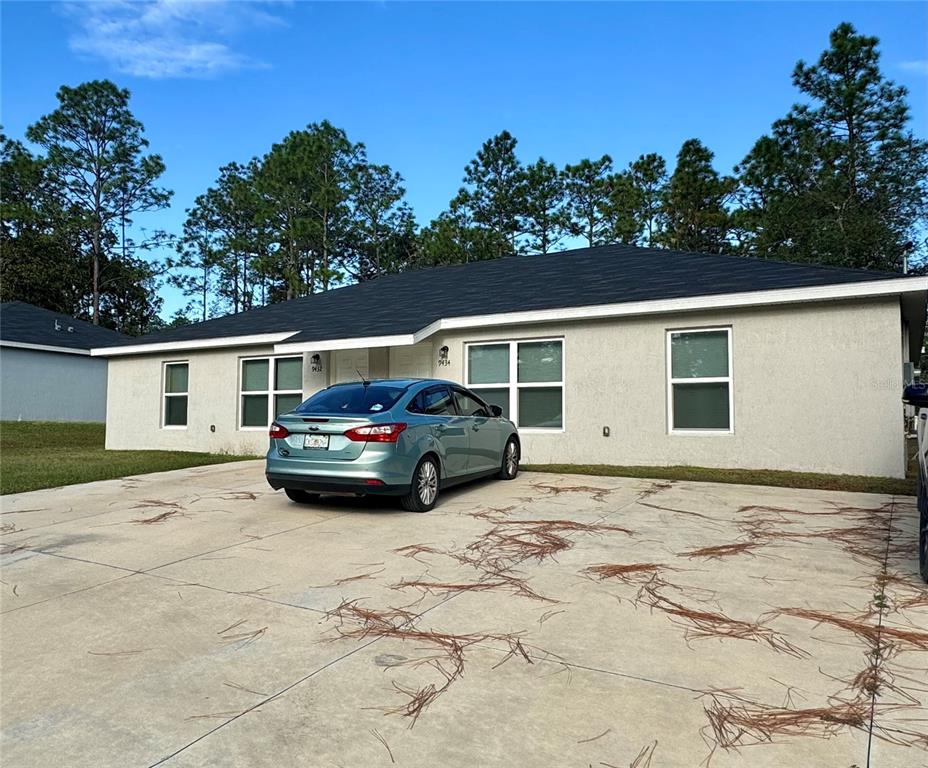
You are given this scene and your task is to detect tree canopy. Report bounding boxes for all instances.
[2,23,925,333]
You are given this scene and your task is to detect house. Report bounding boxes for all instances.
[0,301,126,422]
[92,245,927,478]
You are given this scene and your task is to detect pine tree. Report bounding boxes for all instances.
[660,139,733,253]
[736,23,928,270]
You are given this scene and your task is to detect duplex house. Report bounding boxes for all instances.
[92,245,927,478]
[1,301,125,422]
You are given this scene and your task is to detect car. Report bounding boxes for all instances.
[265,378,521,512]
[903,383,928,582]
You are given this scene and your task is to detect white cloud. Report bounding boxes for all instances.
[64,1,285,79]
[899,60,928,76]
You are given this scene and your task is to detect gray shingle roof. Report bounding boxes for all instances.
[101,244,911,349]
[0,302,126,351]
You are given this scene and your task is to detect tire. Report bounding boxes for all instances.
[919,473,928,583]
[401,456,440,512]
[285,488,320,504]
[497,438,520,480]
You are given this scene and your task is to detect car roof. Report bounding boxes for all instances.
[325,378,458,390]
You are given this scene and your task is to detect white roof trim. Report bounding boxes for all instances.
[91,331,298,357]
[0,340,91,356]
[274,333,417,354]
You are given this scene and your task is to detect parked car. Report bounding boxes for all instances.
[903,383,928,583]
[265,378,521,512]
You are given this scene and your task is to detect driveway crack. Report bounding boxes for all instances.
[865,494,898,768]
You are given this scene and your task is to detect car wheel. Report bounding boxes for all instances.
[402,456,439,512]
[285,488,320,504]
[498,438,519,480]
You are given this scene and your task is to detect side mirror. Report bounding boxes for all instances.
[489,404,503,418]
[903,384,928,408]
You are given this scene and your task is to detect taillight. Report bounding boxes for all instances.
[344,423,407,443]
[269,422,289,439]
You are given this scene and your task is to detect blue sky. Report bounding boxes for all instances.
[2,1,926,317]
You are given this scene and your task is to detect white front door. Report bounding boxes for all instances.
[334,348,370,383]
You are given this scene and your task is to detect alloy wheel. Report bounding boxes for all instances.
[418,461,438,505]
[505,442,518,475]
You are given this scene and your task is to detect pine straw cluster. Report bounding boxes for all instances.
[583,561,806,657]
[700,689,869,752]
[530,482,615,503]
[325,598,539,725]
[460,518,633,572]
[772,607,928,651]
[678,501,909,566]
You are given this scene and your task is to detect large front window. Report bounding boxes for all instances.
[667,328,732,433]
[240,356,303,428]
[466,339,564,430]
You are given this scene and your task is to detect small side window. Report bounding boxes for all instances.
[420,387,455,416]
[453,390,490,418]
[406,394,424,415]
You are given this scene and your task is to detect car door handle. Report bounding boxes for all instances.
[471,425,480,432]
[435,424,448,433]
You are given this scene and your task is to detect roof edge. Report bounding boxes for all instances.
[91,331,298,357]
[0,340,92,356]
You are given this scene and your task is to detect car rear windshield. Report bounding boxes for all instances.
[294,384,407,415]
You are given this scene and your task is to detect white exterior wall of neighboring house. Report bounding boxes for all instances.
[0,346,109,422]
[104,296,907,477]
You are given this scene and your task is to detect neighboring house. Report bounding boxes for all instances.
[0,301,126,423]
[93,245,927,478]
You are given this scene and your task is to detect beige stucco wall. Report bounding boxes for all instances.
[105,297,906,477]
[432,297,906,478]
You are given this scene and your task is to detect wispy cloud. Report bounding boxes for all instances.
[899,60,928,76]
[64,1,285,79]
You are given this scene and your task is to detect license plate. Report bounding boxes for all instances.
[303,434,330,450]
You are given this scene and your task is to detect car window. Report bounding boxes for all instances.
[295,384,406,415]
[453,390,490,418]
[412,386,455,416]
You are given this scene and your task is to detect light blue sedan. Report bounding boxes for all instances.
[265,378,520,511]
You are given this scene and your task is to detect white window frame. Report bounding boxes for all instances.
[666,327,734,436]
[239,355,303,431]
[464,338,565,433]
[162,361,189,430]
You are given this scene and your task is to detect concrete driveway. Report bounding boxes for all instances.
[1,461,926,767]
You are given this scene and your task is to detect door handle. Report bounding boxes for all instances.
[435,424,448,433]
[471,425,480,432]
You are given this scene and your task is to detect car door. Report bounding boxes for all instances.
[452,388,503,474]
[417,385,469,479]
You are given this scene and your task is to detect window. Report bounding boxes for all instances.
[163,362,188,428]
[667,328,732,433]
[453,389,490,418]
[466,339,564,430]
[407,386,455,416]
[298,383,407,415]
[240,356,303,428]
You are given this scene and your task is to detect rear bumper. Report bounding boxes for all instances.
[266,472,410,496]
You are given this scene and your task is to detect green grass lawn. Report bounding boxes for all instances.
[521,462,915,496]
[0,421,258,495]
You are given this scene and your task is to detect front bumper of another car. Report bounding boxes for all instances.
[264,441,415,496]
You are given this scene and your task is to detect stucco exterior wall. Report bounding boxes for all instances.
[432,297,905,478]
[0,347,109,422]
[104,297,906,476]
